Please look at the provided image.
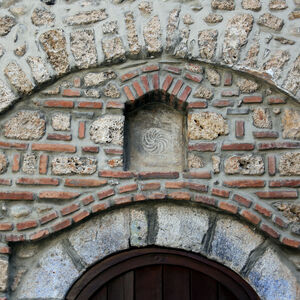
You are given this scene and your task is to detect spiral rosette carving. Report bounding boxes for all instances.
[142,128,168,154]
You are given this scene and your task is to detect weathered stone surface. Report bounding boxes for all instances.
[14,44,26,57]
[40,29,69,75]
[224,155,264,175]
[84,71,117,87]
[102,36,126,62]
[11,267,27,292]
[51,156,97,175]
[11,205,31,218]
[17,242,79,299]
[144,15,162,55]
[252,108,272,129]
[0,15,16,36]
[70,29,97,69]
[244,40,259,68]
[274,202,300,223]
[0,79,15,112]
[0,153,8,174]
[263,50,290,79]
[248,248,299,300]
[188,153,204,168]
[188,112,229,140]
[242,0,261,10]
[103,82,120,98]
[283,55,300,95]
[51,113,70,131]
[198,29,218,60]
[65,9,107,25]
[183,14,194,25]
[27,56,50,84]
[31,7,55,26]
[223,14,253,64]
[130,209,148,247]
[69,210,130,265]
[90,115,124,145]
[193,86,214,99]
[4,62,33,94]
[204,13,223,23]
[124,12,141,56]
[206,68,221,86]
[211,218,264,272]
[174,28,190,58]
[237,78,259,93]
[258,13,284,31]
[279,152,300,175]
[166,9,181,52]
[4,111,45,140]
[211,0,235,10]
[0,257,8,292]
[84,89,100,98]
[212,155,221,173]
[16,244,38,258]
[102,20,118,34]
[156,205,209,252]
[22,153,37,175]
[138,1,153,14]
[269,0,287,10]
[282,109,300,139]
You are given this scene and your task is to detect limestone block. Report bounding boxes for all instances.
[31,7,55,26]
[90,115,124,145]
[274,202,300,223]
[237,78,259,93]
[283,55,300,95]
[198,29,218,60]
[183,14,194,25]
[22,153,37,175]
[0,15,16,36]
[144,16,162,55]
[11,205,31,218]
[188,153,205,168]
[212,155,221,173]
[51,113,70,131]
[27,56,50,84]
[193,86,214,99]
[258,13,284,31]
[138,1,153,14]
[65,9,107,25]
[252,108,272,129]
[279,152,300,175]
[102,36,126,62]
[269,0,287,10]
[0,79,15,112]
[0,257,8,292]
[211,0,235,10]
[0,153,8,174]
[4,111,45,140]
[124,12,141,56]
[166,9,181,51]
[206,68,221,86]
[211,218,264,272]
[51,156,97,175]
[242,0,261,11]
[84,71,117,87]
[130,209,148,247]
[282,109,300,139]
[103,83,120,98]
[174,28,190,58]
[188,112,228,140]
[102,21,118,34]
[263,50,290,79]
[244,41,259,68]
[224,155,264,175]
[204,13,223,23]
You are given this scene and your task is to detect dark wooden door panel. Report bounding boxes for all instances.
[191,270,218,300]
[90,286,107,300]
[218,284,237,300]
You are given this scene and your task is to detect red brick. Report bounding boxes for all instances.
[194,195,216,206]
[73,210,90,223]
[44,100,74,108]
[233,194,252,208]
[61,203,80,216]
[178,86,192,103]
[16,220,38,231]
[269,180,300,188]
[170,80,184,97]
[164,66,181,74]
[258,142,300,150]
[184,73,203,83]
[212,100,234,107]
[16,177,59,186]
[30,229,49,241]
[39,191,80,200]
[118,183,138,194]
[221,90,239,97]
[62,88,81,97]
[142,65,160,72]
[0,192,33,200]
[121,71,139,82]
[99,170,135,178]
[81,195,95,206]
[82,146,99,153]
[165,181,185,189]
[253,131,278,139]
[268,155,276,176]
[235,121,244,138]
[243,96,263,103]
[152,73,159,90]
[162,75,174,92]
[132,81,144,97]
[140,75,150,93]
[12,153,20,172]
[0,141,27,150]
[78,101,102,109]
[32,143,76,153]
[281,237,300,248]
[223,180,265,188]
[224,72,232,86]
[106,101,124,109]
[261,223,280,239]
[39,154,48,174]
[273,216,288,228]
[0,179,11,186]
[267,97,286,104]
[123,86,135,102]
[221,143,255,151]
[134,194,147,201]
[147,193,166,200]
[168,192,191,201]
[0,223,13,231]
[92,202,109,213]
[0,246,11,254]
[187,101,207,109]
[188,143,216,152]
[47,133,72,141]
[219,202,238,214]
[97,188,115,200]
[141,182,161,191]
[78,121,85,139]
[212,188,230,198]
[40,211,58,225]
[185,182,208,192]
[240,210,261,225]
[6,234,25,242]
[138,172,179,179]
[183,171,211,179]
[114,196,132,205]
[73,77,81,88]
[52,219,72,233]
[65,178,107,187]
[254,204,272,218]
[104,148,123,155]
[256,191,298,199]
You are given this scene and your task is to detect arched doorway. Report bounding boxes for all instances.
[66,247,259,300]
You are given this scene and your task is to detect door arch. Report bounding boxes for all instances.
[66,247,259,300]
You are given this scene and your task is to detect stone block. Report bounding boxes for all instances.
[65,9,107,25]
[27,56,50,84]
[252,108,272,129]
[22,153,37,175]
[84,71,116,87]
[143,15,162,55]
[279,152,300,175]
[282,109,300,139]
[258,13,284,31]
[31,7,55,26]
[0,257,8,292]
[242,0,261,11]
[102,37,126,62]
[0,15,16,36]
[51,113,71,131]
[193,86,214,99]
[224,155,264,175]
[130,209,148,247]
[237,78,259,93]
[198,30,218,60]
[0,153,8,174]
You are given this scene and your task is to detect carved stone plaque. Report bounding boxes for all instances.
[126,103,185,171]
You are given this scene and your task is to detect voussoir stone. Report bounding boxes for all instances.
[84,71,117,87]
[198,29,218,60]
[102,36,126,62]
[283,55,300,95]
[224,155,264,175]
[0,257,8,292]
[258,13,284,31]
[27,56,51,84]
[65,9,107,25]
[130,209,148,247]
[4,111,45,140]
[188,112,229,140]
[143,15,162,55]
[263,50,290,79]
[125,12,141,56]
[279,152,300,175]
[282,109,300,139]
[90,115,124,145]
[0,79,15,113]
[252,107,272,129]
[0,153,8,174]
[166,8,181,52]
[31,7,55,26]
[0,15,16,36]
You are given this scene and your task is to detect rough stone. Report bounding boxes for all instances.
[144,15,162,55]
[84,89,100,98]
[183,14,194,25]
[39,29,69,76]
[51,156,97,175]
[279,152,300,176]
[237,78,259,93]
[252,107,272,129]
[188,112,229,140]
[242,0,261,10]
[174,28,190,58]
[130,209,148,247]
[193,86,214,99]
[9,5,27,17]
[0,153,8,174]
[27,56,50,84]
[269,0,287,10]
[198,29,218,60]
[282,109,300,139]
[138,1,153,14]
[212,155,221,173]
[244,40,259,68]
[51,113,70,131]
[258,13,284,31]
[65,9,107,25]
[90,115,124,145]
[224,155,265,175]
[84,71,116,87]
[31,7,55,26]
[4,62,33,95]
[166,9,181,52]
[4,111,45,140]
[274,202,300,223]
[22,153,37,175]
[0,257,8,292]
[107,158,123,168]
[14,44,26,57]
[211,218,264,272]
[0,15,16,36]
[283,55,300,95]
[223,14,254,64]
[206,68,221,86]
[188,153,205,168]
[274,36,295,45]
[102,36,126,62]
[211,0,235,10]
[124,12,141,56]
[103,82,120,98]
[185,63,204,74]
[11,205,31,218]
[0,79,15,112]
[204,13,223,23]
[248,248,299,300]
[263,50,290,79]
